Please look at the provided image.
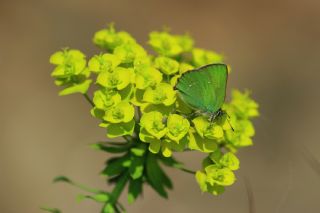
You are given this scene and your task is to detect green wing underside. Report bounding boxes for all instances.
[175,64,228,113]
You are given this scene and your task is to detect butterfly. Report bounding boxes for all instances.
[175,63,229,123]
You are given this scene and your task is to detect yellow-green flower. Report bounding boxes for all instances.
[192,48,223,67]
[226,90,259,119]
[104,101,134,123]
[134,66,162,90]
[148,31,193,57]
[93,24,136,51]
[50,49,86,77]
[205,165,235,186]
[226,119,255,147]
[219,152,240,171]
[50,49,92,96]
[192,116,224,140]
[166,114,190,142]
[179,63,194,74]
[50,24,260,200]
[139,111,167,139]
[92,89,121,110]
[114,42,147,64]
[88,53,121,73]
[97,67,134,90]
[154,56,179,75]
[148,31,182,57]
[143,83,176,106]
[188,128,218,153]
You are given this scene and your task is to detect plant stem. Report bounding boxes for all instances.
[83,93,94,107]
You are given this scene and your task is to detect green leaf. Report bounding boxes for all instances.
[101,154,131,177]
[53,176,99,193]
[92,192,110,202]
[76,192,111,203]
[159,167,173,189]
[53,176,72,184]
[159,155,183,168]
[145,153,169,198]
[102,203,115,213]
[130,147,146,157]
[128,178,143,204]
[129,156,144,179]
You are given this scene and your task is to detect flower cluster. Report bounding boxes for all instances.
[49,24,259,212]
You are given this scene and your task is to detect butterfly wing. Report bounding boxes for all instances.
[175,63,228,113]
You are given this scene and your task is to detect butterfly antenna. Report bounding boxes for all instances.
[226,112,235,131]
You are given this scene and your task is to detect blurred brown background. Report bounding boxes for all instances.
[1,0,320,212]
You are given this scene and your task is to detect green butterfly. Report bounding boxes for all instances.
[175,63,229,122]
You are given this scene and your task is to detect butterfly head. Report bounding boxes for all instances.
[208,109,234,131]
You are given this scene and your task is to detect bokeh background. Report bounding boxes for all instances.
[1,0,320,212]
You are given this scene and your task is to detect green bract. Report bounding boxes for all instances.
[49,24,259,213]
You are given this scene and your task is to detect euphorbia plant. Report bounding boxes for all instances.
[44,24,259,213]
